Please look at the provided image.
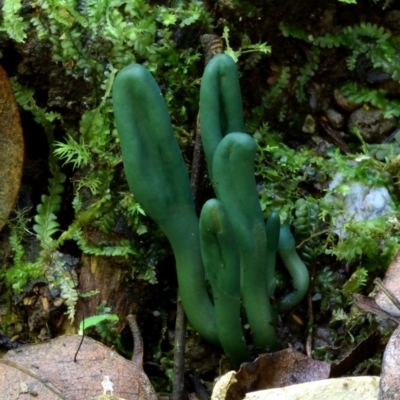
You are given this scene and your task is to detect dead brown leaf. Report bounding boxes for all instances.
[379,325,400,399]
[375,247,400,317]
[1,335,157,400]
[0,359,66,399]
[225,348,331,400]
[352,247,400,399]
[0,65,24,232]
[353,293,400,324]
[330,330,381,377]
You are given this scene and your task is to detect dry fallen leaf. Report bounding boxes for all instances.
[375,247,400,317]
[0,360,66,399]
[353,247,400,400]
[330,330,381,378]
[222,348,331,400]
[353,293,400,324]
[0,65,24,231]
[379,324,400,399]
[1,334,157,400]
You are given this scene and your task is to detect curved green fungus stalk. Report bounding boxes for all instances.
[276,224,309,313]
[265,211,280,299]
[112,64,219,345]
[200,199,251,367]
[200,53,244,179]
[212,132,277,352]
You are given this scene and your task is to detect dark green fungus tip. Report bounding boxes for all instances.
[200,54,244,179]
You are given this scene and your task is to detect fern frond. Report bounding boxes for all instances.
[341,82,400,118]
[60,277,79,321]
[295,48,320,103]
[75,228,138,257]
[262,66,291,109]
[33,172,66,250]
[279,23,312,42]
[1,0,27,42]
[293,198,322,264]
[346,22,390,42]
[95,210,116,233]
[313,32,344,48]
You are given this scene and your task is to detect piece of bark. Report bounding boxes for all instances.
[0,65,24,231]
[75,254,138,331]
[200,35,223,66]
[172,297,187,400]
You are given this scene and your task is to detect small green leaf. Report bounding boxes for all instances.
[78,314,119,335]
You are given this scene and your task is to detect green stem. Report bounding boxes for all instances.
[276,224,309,313]
[212,132,277,352]
[112,64,219,345]
[265,211,280,299]
[200,199,251,367]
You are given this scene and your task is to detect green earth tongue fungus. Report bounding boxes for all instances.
[200,54,278,352]
[112,63,219,346]
[200,53,244,180]
[199,55,308,347]
[113,60,309,365]
[200,198,251,368]
[212,132,277,352]
[276,224,310,313]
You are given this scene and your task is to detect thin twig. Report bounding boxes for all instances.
[188,374,209,400]
[74,334,84,362]
[305,263,316,357]
[296,229,330,249]
[126,314,144,368]
[172,297,187,400]
[374,278,400,312]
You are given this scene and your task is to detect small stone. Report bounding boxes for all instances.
[348,107,396,142]
[326,172,393,238]
[13,322,24,334]
[53,297,64,307]
[211,371,237,400]
[313,326,335,349]
[334,88,359,111]
[302,114,316,134]
[325,108,344,128]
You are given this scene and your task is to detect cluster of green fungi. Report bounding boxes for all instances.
[112,54,309,367]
